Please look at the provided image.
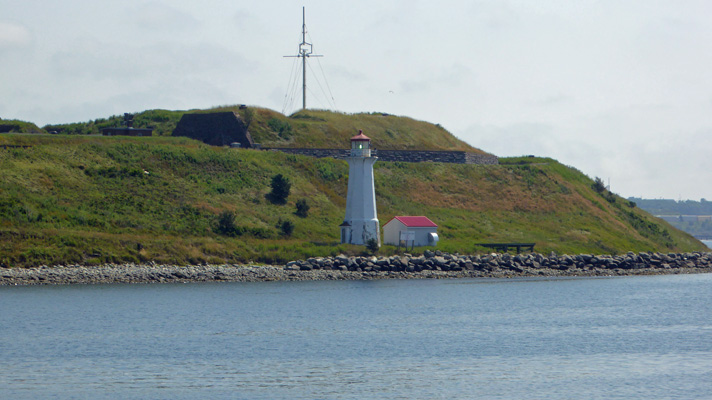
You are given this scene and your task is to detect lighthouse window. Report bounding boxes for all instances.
[358,143,363,149]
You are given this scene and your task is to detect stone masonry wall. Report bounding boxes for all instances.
[262,148,499,165]
[173,112,254,148]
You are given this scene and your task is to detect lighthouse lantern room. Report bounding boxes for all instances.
[341,130,380,246]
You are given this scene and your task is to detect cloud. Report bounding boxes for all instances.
[131,2,200,31]
[459,122,560,158]
[600,126,712,199]
[22,75,239,125]
[233,9,256,32]
[50,40,255,81]
[0,21,32,49]
[458,115,712,200]
[535,94,575,107]
[398,64,472,94]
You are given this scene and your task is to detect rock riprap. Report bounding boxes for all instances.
[2,251,711,285]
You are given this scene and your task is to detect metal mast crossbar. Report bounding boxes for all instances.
[284,7,322,110]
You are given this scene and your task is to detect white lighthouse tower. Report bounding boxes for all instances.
[340,130,380,246]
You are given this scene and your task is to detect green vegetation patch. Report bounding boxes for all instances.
[0,135,704,268]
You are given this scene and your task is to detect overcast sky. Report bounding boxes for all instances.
[2,0,711,200]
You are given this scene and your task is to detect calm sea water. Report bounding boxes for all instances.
[1,274,711,399]
[703,239,712,250]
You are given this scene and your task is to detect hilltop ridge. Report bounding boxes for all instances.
[36,105,485,154]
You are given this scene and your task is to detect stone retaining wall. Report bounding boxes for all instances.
[2,251,710,285]
[262,148,499,165]
[173,112,254,148]
[285,250,712,274]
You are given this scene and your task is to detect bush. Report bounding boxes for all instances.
[591,177,606,193]
[295,198,310,218]
[366,238,379,254]
[267,118,294,139]
[278,219,295,236]
[267,174,291,204]
[216,211,239,236]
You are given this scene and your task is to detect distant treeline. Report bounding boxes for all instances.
[630,198,712,216]
[631,198,712,239]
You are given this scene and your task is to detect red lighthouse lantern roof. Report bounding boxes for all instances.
[350,130,371,141]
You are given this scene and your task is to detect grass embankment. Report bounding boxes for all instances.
[41,106,480,152]
[241,108,478,151]
[0,119,43,134]
[0,134,704,268]
[43,109,183,137]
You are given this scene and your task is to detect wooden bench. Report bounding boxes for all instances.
[477,243,535,253]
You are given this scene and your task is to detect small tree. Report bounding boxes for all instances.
[591,177,606,193]
[278,219,295,236]
[295,198,310,218]
[216,211,238,236]
[366,238,380,254]
[267,174,291,204]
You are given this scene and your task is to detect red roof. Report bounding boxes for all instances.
[350,130,371,141]
[387,216,437,228]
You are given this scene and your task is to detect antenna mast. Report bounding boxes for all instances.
[284,7,322,110]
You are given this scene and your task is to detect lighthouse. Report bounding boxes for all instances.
[340,130,380,246]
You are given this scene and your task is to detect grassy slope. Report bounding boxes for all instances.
[0,119,44,133]
[41,106,481,152]
[43,109,184,137]
[0,134,703,268]
[242,108,479,151]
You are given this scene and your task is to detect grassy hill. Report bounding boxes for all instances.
[0,119,44,134]
[0,131,704,268]
[240,108,479,151]
[41,106,481,152]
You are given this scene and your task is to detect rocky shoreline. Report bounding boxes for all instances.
[2,251,712,286]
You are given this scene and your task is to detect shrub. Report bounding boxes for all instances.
[278,219,295,236]
[366,238,380,254]
[267,118,294,139]
[591,177,606,193]
[267,174,291,204]
[295,198,310,218]
[216,211,239,236]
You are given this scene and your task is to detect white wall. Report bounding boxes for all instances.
[383,220,437,247]
[343,155,379,245]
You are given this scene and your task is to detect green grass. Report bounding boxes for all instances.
[0,119,44,133]
[0,134,704,268]
[37,105,483,153]
[42,109,184,136]
[258,109,478,151]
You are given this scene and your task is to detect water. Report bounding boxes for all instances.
[703,239,712,250]
[1,274,711,399]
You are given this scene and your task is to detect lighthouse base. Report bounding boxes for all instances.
[341,218,380,246]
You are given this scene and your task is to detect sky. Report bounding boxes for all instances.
[1,0,711,200]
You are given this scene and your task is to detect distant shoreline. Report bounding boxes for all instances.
[2,251,711,286]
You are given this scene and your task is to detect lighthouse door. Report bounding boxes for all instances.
[341,227,351,244]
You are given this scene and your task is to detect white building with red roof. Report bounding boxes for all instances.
[382,216,439,247]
